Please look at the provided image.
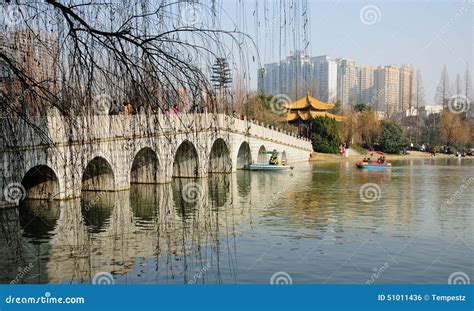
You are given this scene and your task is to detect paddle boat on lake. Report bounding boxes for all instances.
[249,163,294,171]
[249,149,294,171]
[356,151,392,169]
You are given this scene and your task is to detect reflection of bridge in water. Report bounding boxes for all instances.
[0,172,282,284]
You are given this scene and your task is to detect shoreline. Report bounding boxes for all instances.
[309,150,472,163]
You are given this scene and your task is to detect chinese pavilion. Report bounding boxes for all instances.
[285,94,344,138]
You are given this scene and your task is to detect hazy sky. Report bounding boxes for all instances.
[220,0,472,105]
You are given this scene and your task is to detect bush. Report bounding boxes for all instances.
[311,116,341,154]
[378,120,406,153]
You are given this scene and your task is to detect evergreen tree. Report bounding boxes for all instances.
[311,116,341,154]
[465,63,472,102]
[455,73,462,95]
[434,65,452,106]
[416,69,426,107]
[378,121,406,153]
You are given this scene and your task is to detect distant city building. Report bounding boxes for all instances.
[0,29,59,86]
[357,65,375,105]
[337,58,359,110]
[311,55,338,103]
[418,105,443,118]
[374,65,400,116]
[399,64,417,110]
[0,29,59,115]
[258,52,334,102]
[259,53,418,116]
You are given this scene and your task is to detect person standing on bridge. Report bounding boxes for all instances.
[123,102,133,115]
[172,104,180,115]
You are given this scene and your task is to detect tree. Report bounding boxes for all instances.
[311,116,341,154]
[455,73,462,95]
[434,65,452,106]
[378,121,406,153]
[420,113,440,145]
[465,63,472,102]
[328,100,342,115]
[358,110,380,147]
[340,108,359,145]
[354,102,372,112]
[437,111,471,148]
[416,69,426,107]
[0,1,248,121]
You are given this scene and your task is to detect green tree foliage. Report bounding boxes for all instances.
[353,103,372,112]
[328,100,342,114]
[311,116,341,153]
[378,121,407,153]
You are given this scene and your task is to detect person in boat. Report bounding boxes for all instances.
[362,157,369,162]
[269,149,279,165]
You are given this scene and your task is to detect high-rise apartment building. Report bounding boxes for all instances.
[259,54,418,116]
[357,65,375,105]
[374,65,400,116]
[311,55,338,103]
[399,64,417,110]
[337,58,358,109]
[0,29,59,85]
[258,51,312,100]
[0,29,59,115]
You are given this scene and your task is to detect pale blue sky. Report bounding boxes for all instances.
[220,0,473,104]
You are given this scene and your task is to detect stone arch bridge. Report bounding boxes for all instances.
[0,113,312,206]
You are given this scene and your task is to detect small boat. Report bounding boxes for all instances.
[356,161,392,169]
[249,164,293,171]
[356,151,392,169]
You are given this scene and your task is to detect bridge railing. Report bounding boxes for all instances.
[0,113,312,151]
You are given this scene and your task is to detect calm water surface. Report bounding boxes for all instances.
[1,158,473,284]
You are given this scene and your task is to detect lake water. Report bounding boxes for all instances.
[1,158,473,284]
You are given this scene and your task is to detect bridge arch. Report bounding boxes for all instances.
[236,141,252,169]
[82,156,115,191]
[173,140,199,178]
[208,138,232,173]
[257,145,268,164]
[131,147,160,183]
[21,165,60,200]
